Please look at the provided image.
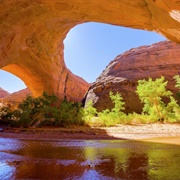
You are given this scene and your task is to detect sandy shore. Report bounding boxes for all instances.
[0,123,180,144]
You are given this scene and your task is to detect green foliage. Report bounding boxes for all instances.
[11,92,58,127]
[98,92,127,126]
[53,98,84,127]
[2,75,180,128]
[0,103,13,124]
[109,91,125,113]
[127,112,157,124]
[174,75,180,103]
[163,96,180,122]
[9,92,84,127]
[83,100,97,125]
[136,76,180,122]
[174,75,180,89]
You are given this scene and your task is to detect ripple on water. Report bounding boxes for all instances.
[0,162,16,180]
[80,159,111,167]
[0,138,180,179]
[0,138,26,152]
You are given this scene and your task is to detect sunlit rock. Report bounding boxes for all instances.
[0,88,10,98]
[85,41,180,113]
[0,0,180,101]
[3,88,32,106]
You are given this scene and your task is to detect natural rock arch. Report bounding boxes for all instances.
[0,0,180,100]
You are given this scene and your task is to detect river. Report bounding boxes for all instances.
[0,138,180,179]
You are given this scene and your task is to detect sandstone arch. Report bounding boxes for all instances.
[0,0,180,100]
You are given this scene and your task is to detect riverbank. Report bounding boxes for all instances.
[0,123,180,144]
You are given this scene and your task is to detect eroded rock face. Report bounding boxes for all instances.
[0,0,180,101]
[85,41,180,113]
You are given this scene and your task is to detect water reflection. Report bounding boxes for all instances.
[0,138,179,179]
[0,162,15,180]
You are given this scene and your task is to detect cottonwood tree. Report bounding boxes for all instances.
[136,76,173,122]
[174,75,180,89]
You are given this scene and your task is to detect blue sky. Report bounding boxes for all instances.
[0,22,166,93]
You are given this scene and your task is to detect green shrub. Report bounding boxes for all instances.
[163,96,180,122]
[136,76,180,123]
[174,75,180,104]
[0,103,14,125]
[53,98,84,127]
[99,110,127,127]
[83,100,97,125]
[136,77,172,122]
[4,75,180,128]
[98,92,127,126]
[127,112,157,124]
[9,93,84,127]
[174,75,180,89]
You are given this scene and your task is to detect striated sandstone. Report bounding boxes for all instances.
[85,41,180,113]
[0,1,180,101]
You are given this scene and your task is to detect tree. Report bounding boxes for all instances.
[10,93,84,127]
[174,75,180,89]
[98,91,126,126]
[11,92,58,127]
[174,75,180,102]
[83,101,97,122]
[164,96,180,122]
[136,76,172,121]
[0,102,12,122]
[109,91,125,114]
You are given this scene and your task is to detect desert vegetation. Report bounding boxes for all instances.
[0,92,84,128]
[0,76,180,127]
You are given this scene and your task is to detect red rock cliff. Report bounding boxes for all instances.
[84,41,180,113]
[0,88,10,98]
[0,1,180,101]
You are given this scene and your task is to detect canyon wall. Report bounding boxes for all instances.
[0,0,180,101]
[84,41,180,113]
[0,88,10,98]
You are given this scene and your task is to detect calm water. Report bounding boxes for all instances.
[0,138,180,180]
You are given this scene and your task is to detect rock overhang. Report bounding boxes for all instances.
[0,0,180,101]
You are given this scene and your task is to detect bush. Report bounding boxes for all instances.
[3,75,180,128]
[135,76,180,123]
[9,93,84,127]
[82,100,97,125]
[0,102,13,125]
[174,75,180,104]
[98,92,127,127]
[127,112,157,124]
[99,110,127,127]
[53,98,84,127]
[163,96,180,122]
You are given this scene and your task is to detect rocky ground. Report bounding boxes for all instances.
[0,123,180,144]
